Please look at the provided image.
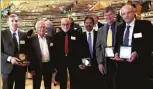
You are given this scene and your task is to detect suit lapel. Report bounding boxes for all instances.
[93,31,97,50]
[103,24,107,46]
[7,29,14,47]
[46,35,51,54]
[35,35,42,59]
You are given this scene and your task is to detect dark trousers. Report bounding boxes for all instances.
[2,65,26,89]
[80,67,106,89]
[116,70,147,89]
[105,59,117,89]
[58,56,80,89]
[33,63,52,89]
[58,65,80,89]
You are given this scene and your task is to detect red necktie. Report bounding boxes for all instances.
[65,33,69,55]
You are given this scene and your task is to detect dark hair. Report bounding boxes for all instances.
[55,27,62,32]
[84,16,94,25]
[104,6,115,14]
[8,14,19,21]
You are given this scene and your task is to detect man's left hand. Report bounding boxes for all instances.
[128,51,137,63]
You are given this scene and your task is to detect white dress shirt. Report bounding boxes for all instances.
[38,35,50,62]
[86,30,94,51]
[7,29,19,62]
[123,18,136,46]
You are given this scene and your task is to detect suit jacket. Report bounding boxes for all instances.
[70,23,82,33]
[27,34,54,72]
[81,31,99,71]
[53,30,82,69]
[114,20,153,72]
[1,29,27,74]
[98,22,104,28]
[96,22,119,72]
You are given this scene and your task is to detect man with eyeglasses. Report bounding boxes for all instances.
[113,5,153,89]
[53,18,82,89]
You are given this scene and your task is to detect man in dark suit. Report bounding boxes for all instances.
[96,6,119,89]
[92,15,104,31]
[79,16,105,89]
[27,20,54,89]
[114,5,153,89]
[1,14,28,89]
[53,18,82,89]
[69,17,82,33]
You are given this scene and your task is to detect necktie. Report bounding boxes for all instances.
[65,33,69,55]
[13,33,18,54]
[123,25,131,46]
[88,33,93,58]
[107,26,112,46]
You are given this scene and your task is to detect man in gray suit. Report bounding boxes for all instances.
[96,6,119,89]
[1,14,28,89]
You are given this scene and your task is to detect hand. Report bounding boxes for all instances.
[98,64,106,74]
[114,53,124,61]
[78,64,86,70]
[30,71,35,76]
[128,51,137,63]
[11,57,20,65]
[18,62,29,67]
[11,57,29,67]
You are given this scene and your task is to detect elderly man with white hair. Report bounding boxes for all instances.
[53,18,83,89]
[27,20,54,89]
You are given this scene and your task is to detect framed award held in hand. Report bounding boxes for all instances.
[105,47,114,57]
[119,46,132,60]
[82,57,91,67]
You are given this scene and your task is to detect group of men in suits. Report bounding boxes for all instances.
[1,4,153,89]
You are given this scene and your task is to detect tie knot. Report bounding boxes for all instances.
[13,33,16,36]
[88,32,91,35]
[127,25,131,30]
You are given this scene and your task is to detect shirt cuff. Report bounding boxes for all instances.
[7,56,12,62]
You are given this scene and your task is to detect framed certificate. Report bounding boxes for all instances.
[119,46,132,59]
[105,47,114,57]
[82,57,91,67]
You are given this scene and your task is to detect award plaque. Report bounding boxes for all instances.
[18,53,28,63]
[119,46,132,59]
[82,57,91,67]
[105,47,114,57]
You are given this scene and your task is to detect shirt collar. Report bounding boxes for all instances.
[86,29,94,35]
[126,18,135,27]
[38,34,46,39]
[10,28,18,36]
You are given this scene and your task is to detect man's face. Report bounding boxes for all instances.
[37,22,46,37]
[84,18,94,32]
[61,20,70,32]
[121,7,135,24]
[104,11,115,24]
[8,17,19,32]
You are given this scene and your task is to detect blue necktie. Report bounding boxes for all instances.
[123,25,131,46]
[88,33,93,58]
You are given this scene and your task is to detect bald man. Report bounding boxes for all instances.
[53,18,82,89]
[27,20,54,89]
[114,5,153,89]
